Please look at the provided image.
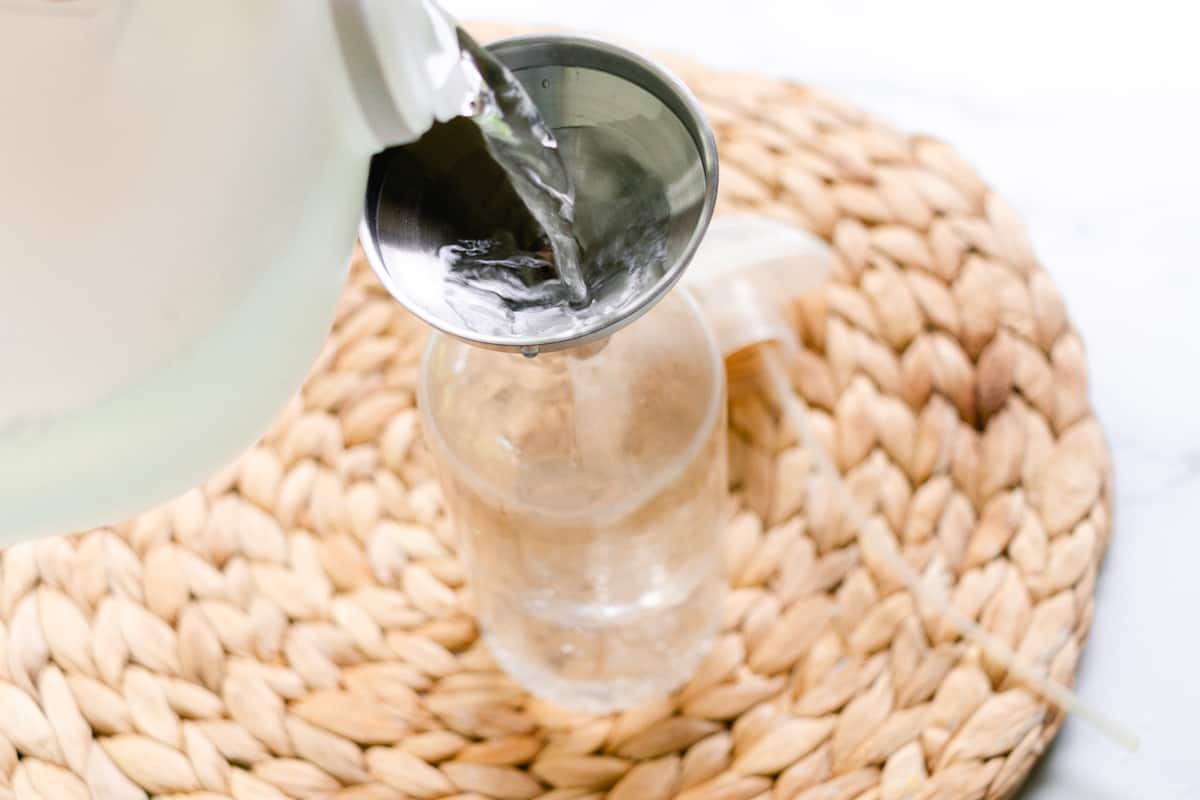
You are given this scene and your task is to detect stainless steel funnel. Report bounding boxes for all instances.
[359,34,719,354]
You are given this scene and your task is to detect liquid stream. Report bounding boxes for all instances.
[441,33,670,340]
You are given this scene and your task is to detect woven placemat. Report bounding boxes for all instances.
[0,33,1112,800]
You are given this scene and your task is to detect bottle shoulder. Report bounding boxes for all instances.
[419,292,726,515]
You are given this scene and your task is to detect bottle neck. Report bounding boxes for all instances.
[330,0,477,150]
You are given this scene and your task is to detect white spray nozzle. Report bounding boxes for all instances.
[683,214,831,360]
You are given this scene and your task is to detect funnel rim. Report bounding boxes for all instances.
[359,33,719,353]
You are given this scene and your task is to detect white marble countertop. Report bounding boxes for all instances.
[446,1,1200,796]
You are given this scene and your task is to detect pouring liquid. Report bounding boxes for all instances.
[427,33,672,342]
[458,33,589,307]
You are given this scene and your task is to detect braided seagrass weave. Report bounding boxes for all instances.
[0,32,1111,800]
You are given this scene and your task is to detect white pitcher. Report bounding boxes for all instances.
[0,1,477,538]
